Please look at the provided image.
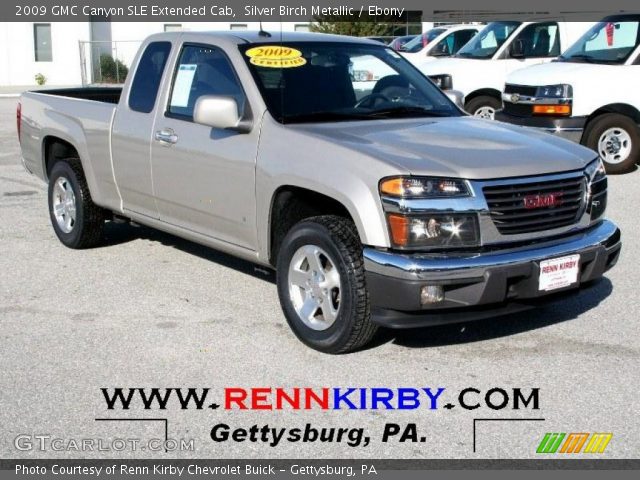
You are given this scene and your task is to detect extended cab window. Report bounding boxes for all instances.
[513,22,560,58]
[167,45,246,120]
[128,41,172,113]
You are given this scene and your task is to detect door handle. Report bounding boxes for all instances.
[154,129,178,145]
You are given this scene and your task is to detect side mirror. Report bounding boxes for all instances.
[445,89,465,109]
[431,42,450,57]
[428,74,453,91]
[193,95,251,132]
[510,39,525,58]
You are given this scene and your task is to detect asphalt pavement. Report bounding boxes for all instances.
[0,97,638,459]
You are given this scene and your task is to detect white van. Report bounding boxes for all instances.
[419,21,594,118]
[498,15,640,174]
[400,24,482,66]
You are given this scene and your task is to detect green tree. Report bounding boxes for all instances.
[310,17,396,38]
[98,54,129,84]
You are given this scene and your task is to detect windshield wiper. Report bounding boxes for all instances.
[455,51,490,59]
[564,54,622,64]
[366,106,452,118]
[564,54,597,63]
[282,111,374,124]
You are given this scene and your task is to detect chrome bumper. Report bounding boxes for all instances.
[363,220,621,324]
[364,220,620,280]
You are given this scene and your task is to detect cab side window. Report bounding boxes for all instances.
[167,45,246,120]
[447,29,478,54]
[514,22,560,58]
[129,41,172,113]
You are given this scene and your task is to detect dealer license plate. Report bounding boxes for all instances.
[538,254,580,292]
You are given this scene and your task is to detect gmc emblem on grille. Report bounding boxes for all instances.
[523,192,563,209]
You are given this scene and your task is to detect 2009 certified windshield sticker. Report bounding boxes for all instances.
[245,46,307,68]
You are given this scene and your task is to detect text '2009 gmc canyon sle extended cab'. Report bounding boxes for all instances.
[17,31,621,353]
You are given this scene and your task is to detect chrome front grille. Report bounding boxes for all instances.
[483,175,586,235]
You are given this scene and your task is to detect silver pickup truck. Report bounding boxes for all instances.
[18,31,621,353]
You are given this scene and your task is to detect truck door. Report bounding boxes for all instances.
[111,41,173,219]
[150,43,259,250]
[502,22,561,73]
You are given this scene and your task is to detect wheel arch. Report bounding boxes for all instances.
[42,136,80,179]
[464,88,503,105]
[267,185,361,266]
[582,103,640,142]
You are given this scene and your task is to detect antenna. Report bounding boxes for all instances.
[259,21,272,37]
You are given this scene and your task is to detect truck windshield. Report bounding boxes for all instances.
[456,21,521,59]
[559,19,640,64]
[402,28,446,53]
[239,42,460,124]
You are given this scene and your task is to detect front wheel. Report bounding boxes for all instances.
[276,215,376,354]
[584,113,640,174]
[465,95,502,120]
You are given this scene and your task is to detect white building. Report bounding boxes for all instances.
[0,21,434,87]
[0,22,312,87]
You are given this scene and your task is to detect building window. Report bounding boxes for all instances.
[294,24,310,32]
[230,24,248,31]
[164,24,182,32]
[34,23,52,62]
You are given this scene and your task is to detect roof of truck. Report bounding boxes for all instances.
[154,30,382,45]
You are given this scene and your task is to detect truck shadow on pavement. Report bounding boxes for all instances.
[102,221,277,283]
[101,221,614,350]
[371,278,614,350]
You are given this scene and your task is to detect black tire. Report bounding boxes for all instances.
[465,95,502,119]
[276,215,376,354]
[48,158,106,249]
[584,113,640,174]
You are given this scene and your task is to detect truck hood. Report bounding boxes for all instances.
[293,117,596,179]
[507,60,618,85]
[400,51,439,66]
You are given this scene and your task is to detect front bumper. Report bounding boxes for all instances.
[363,220,621,328]
[495,110,587,143]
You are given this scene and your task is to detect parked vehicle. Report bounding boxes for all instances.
[419,21,595,118]
[17,32,621,353]
[389,35,417,51]
[497,15,640,174]
[400,25,482,66]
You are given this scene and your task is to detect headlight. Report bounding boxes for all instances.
[585,158,606,182]
[380,176,471,198]
[585,158,607,220]
[535,84,572,98]
[387,213,480,248]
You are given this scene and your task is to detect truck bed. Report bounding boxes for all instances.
[19,89,121,209]
[31,87,122,104]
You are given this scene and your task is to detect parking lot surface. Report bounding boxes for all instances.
[0,97,638,459]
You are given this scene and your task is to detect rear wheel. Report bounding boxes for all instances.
[584,113,640,174]
[48,159,106,249]
[276,215,376,354]
[465,95,502,119]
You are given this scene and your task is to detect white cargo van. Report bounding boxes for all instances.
[400,25,482,66]
[419,21,594,118]
[498,15,640,174]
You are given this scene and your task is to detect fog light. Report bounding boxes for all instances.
[421,285,445,305]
